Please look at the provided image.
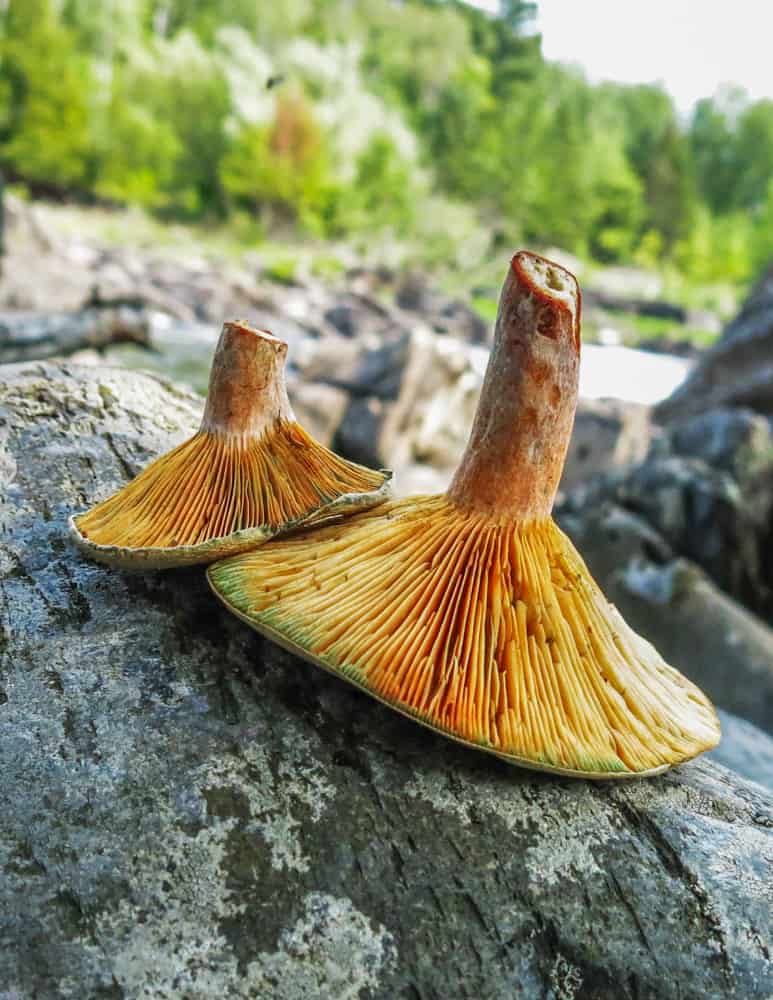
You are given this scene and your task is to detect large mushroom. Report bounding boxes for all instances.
[207,254,720,778]
[70,321,391,569]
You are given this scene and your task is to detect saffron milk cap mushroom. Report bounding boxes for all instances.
[207,255,720,778]
[70,321,391,569]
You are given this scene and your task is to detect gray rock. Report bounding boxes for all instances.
[558,502,773,734]
[712,712,773,793]
[561,438,773,622]
[663,408,773,494]
[285,378,350,449]
[1,362,772,999]
[656,263,773,422]
[331,329,653,496]
[561,398,652,493]
[0,304,152,364]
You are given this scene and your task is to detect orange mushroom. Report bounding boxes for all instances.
[207,256,720,778]
[70,321,391,569]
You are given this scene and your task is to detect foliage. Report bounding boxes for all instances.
[0,0,771,286]
[0,0,94,189]
[220,92,336,234]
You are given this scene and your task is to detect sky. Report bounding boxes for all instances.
[526,0,773,115]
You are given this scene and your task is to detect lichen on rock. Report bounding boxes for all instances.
[0,361,771,999]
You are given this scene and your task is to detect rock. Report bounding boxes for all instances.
[1,360,772,999]
[394,270,428,312]
[395,271,488,343]
[379,329,486,474]
[655,263,773,422]
[663,408,773,482]
[433,299,488,344]
[332,328,484,472]
[285,379,350,448]
[561,398,652,493]
[583,289,687,323]
[720,262,773,351]
[331,328,653,494]
[324,303,358,338]
[561,420,773,623]
[333,332,412,401]
[711,711,773,793]
[332,395,389,470]
[557,502,773,734]
[0,303,154,365]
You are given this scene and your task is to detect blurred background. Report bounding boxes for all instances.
[1,0,773,771]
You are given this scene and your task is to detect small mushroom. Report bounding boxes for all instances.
[207,255,720,778]
[70,321,391,569]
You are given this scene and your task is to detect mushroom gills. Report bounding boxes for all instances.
[69,319,391,569]
[76,421,386,549]
[208,496,720,778]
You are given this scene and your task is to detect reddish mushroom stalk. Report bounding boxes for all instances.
[200,322,295,439]
[70,320,391,569]
[208,255,720,778]
[448,252,581,520]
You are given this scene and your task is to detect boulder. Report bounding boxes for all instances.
[332,328,485,475]
[561,409,773,622]
[560,398,652,493]
[1,361,772,999]
[331,329,653,496]
[557,503,773,734]
[655,263,773,423]
[711,712,773,793]
[395,271,489,343]
[0,303,152,364]
[285,378,350,449]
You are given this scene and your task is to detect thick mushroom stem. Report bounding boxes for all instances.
[447,251,581,521]
[200,321,295,439]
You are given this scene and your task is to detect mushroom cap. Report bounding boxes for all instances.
[208,496,720,778]
[71,319,391,569]
[70,421,391,570]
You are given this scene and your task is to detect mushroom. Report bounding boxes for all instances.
[207,255,720,778]
[70,321,391,569]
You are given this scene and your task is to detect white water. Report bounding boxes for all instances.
[579,343,692,405]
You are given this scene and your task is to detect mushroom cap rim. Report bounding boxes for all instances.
[69,470,393,571]
[205,570,707,781]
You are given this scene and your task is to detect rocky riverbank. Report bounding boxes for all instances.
[0,361,771,998]
[3,196,773,740]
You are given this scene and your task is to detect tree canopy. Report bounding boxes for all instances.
[0,0,770,283]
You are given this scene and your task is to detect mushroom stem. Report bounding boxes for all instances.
[447,252,581,521]
[200,321,295,439]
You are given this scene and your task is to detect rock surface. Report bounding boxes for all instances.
[557,503,773,734]
[656,264,773,422]
[1,362,772,1000]
[559,408,773,625]
[711,712,773,793]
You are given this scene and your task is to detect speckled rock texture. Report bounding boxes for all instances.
[1,362,772,1000]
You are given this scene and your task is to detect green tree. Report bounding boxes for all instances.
[612,83,696,251]
[61,0,145,58]
[734,99,773,211]
[92,67,181,208]
[340,134,419,235]
[452,0,540,98]
[112,31,231,215]
[220,92,336,233]
[145,0,312,46]
[751,178,773,276]
[359,0,476,112]
[689,89,746,214]
[421,57,500,202]
[0,0,95,189]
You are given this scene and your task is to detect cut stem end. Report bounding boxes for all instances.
[200,320,295,438]
[447,251,581,521]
